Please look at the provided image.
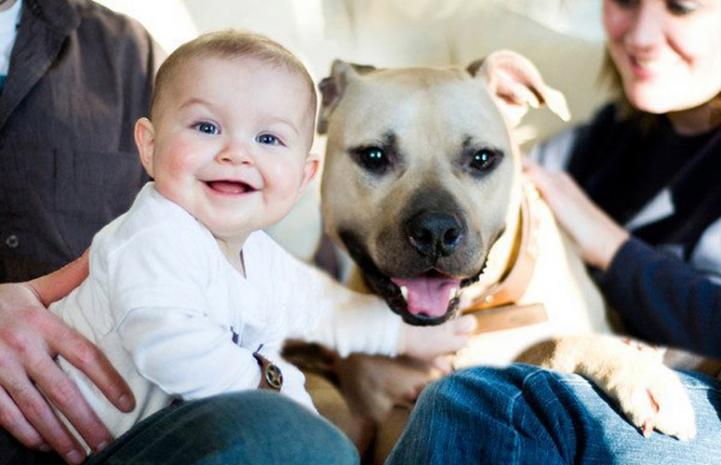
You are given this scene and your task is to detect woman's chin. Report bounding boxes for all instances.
[624,89,676,115]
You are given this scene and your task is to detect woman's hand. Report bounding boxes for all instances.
[523,158,629,271]
[0,254,135,464]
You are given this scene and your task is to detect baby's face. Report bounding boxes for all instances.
[138,56,316,239]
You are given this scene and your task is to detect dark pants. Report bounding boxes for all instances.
[1,391,358,465]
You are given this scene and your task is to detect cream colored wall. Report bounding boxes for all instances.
[95,0,611,260]
[95,0,197,51]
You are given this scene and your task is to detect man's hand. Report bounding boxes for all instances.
[0,258,135,463]
[523,158,629,270]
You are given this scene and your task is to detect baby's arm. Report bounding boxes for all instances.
[291,275,475,361]
[108,226,266,400]
[260,234,475,360]
[117,307,263,399]
[118,310,317,410]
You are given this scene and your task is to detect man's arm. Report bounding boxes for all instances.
[0,252,134,463]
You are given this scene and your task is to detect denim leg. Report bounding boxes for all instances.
[0,391,357,465]
[386,364,721,465]
[81,390,358,465]
[563,368,721,465]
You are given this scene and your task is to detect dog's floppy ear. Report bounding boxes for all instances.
[318,60,376,135]
[467,50,570,127]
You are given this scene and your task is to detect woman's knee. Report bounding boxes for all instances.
[420,364,547,410]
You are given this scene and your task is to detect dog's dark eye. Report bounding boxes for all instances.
[467,149,500,174]
[353,147,390,174]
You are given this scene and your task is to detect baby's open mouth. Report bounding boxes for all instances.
[205,180,257,195]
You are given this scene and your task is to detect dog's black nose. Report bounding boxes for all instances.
[405,211,464,257]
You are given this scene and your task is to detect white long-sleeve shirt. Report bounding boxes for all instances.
[49,183,401,445]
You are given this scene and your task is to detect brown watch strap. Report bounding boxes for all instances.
[252,346,283,391]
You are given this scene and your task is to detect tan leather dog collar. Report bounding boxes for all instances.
[462,183,548,333]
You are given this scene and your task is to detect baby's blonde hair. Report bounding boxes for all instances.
[150,30,317,138]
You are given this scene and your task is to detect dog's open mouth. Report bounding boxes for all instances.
[391,274,461,319]
[340,230,483,326]
[379,270,479,326]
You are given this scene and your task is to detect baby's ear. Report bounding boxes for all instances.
[134,117,156,177]
[300,153,320,193]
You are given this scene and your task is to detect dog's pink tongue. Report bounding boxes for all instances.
[207,181,249,194]
[391,277,461,317]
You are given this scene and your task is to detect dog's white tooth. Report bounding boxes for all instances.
[400,286,408,300]
[450,287,458,300]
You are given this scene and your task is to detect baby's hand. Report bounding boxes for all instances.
[398,315,476,363]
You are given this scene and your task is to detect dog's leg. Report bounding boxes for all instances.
[518,334,697,441]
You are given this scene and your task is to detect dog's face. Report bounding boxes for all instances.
[319,52,569,326]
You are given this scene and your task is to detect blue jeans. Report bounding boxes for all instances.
[0,391,358,465]
[386,364,721,465]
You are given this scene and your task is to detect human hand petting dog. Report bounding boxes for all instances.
[0,253,134,464]
[523,158,629,270]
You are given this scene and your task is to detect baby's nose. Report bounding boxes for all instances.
[216,144,253,164]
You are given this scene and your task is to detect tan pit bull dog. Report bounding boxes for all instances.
[314,50,696,457]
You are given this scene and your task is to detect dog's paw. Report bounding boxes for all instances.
[534,335,696,440]
[604,362,696,441]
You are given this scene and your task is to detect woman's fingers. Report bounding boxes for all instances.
[522,158,628,269]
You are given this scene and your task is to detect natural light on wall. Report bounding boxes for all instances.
[497,0,603,41]
[95,0,198,53]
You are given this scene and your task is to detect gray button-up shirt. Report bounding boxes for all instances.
[0,0,159,282]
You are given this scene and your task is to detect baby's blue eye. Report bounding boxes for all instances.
[195,122,219,135]
[668,0,699,15]
[257,134,280,145]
